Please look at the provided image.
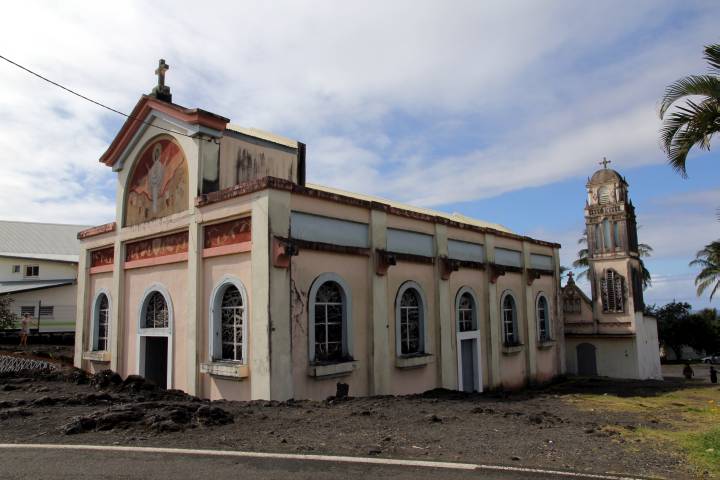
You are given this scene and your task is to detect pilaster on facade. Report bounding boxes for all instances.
[484,236,502,389]
[522,242,538,384]
[109,238,125,373]
[185,218,202,396]
[433,224,456,390]
[369,209,390,395]
[74,249,90,369]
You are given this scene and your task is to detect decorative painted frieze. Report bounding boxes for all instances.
[90,247,114,268]
[125,231,189,262]
[203,217,251,249]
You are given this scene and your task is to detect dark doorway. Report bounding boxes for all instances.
[577,343,598,376]
[144,337,168,388]
[460,339,477,392]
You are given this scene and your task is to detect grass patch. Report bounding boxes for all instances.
[565,387,720,477]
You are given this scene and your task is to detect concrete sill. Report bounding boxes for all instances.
[501,345,524,355]
[537,340,556,350]
[395,353,433,369]
[82,351,110,363]
[307,361,357,378]
[200,362,249,380]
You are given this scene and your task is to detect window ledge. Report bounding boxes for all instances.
[537,340,556,350]
[395,353,433,369]
[200,361,249,380]
[82,351,111,362]
[307,361,357,378]
[502,344,524,355]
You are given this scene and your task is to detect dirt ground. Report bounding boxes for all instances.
[2,356,718,479]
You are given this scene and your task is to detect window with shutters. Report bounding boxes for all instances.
[600,269,625,313]
[39,306,54,317]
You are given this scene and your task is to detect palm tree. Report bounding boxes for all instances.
[572,230,653,289]
[689,240,720,301]
[659,43,720,177]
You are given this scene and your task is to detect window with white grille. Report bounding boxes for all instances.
[536,295,550,341]
[395,282,426,356]
[457,292,476,332]
[220,286,244,361]
[94,294,110,351]
[600,269,625,313]
[143,292,169,328]
[502,292,519,346]
[308,274,351,364]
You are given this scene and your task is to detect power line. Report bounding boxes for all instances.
[0,54,214,142]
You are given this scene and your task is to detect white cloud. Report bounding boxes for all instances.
[0,0,717,227]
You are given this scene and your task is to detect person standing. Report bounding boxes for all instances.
[682,362,694,380]
[711,366,718,384]
[19,313,30,347]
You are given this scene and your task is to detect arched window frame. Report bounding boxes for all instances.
[455,286,479,333]
[600,268,625,313]
[209,275,249,364]
[395,281,428,357]
[90,289,111,352]
[308,273,352,364]
[535,292,551,342]
[500,290,520,346]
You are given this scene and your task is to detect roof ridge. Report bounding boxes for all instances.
[0,219,92,228]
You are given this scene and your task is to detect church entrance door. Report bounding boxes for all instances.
[577,343,598,376]
[143,337,168,388]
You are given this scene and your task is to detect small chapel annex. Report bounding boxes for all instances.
[74,62,565,401]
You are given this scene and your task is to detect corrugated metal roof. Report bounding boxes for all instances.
[306,184,514,234]
[0,279,75,294]
[0,221,91,263]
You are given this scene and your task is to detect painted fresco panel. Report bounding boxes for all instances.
[125,136,189,226]
[125,231,189,262]
[203,218,252,249]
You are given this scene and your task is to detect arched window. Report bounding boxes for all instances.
[221,286,244,361]
[144,292,169,328]
[92,292,110,351]
[309,273,351,363]
[536,294,550,342]
[396,282,426,356]
[210,277,248,363]
[457,292,476,332]
[501,292,519,346]
[600,269,625,313]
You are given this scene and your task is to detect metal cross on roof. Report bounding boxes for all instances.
[155,59,169,89]
[599,157,611,169]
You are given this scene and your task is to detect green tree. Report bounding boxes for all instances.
[689,240,720,301]
[659,43,720,177]
[572,229,653,288]
[651,301,692,360]
[0,295,17,330]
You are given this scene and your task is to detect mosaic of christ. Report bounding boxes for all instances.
[125,137,188,226]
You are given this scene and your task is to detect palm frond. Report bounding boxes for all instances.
[660,99,720,177]
[704,43,720,74]
[659,74,720,117]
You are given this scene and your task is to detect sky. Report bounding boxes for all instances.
[0,0,718,308]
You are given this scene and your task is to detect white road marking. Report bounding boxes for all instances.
[0,443,641,480]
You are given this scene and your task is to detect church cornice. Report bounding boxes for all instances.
[196,177,562,249]
[99,95,229,168]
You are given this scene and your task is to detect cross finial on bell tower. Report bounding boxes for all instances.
[151,58,172,102]
[599,157,611,169]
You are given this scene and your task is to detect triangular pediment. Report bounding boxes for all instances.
[100,95,229,170]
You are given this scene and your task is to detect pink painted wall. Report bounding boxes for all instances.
[495,272,528,390]
[289,250,371,400]
[83,272,114,374]
[199,252,253,401]
[123,262,188,390]
[532,276,560,383]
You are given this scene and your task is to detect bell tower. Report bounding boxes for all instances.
[584,159,645,330]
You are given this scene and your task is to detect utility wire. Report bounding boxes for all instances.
[0,54,214,142]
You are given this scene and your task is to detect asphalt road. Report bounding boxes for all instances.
[0,445,636,480]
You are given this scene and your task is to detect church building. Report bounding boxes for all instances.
[74,61,564,400]
[562,163,662,380]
